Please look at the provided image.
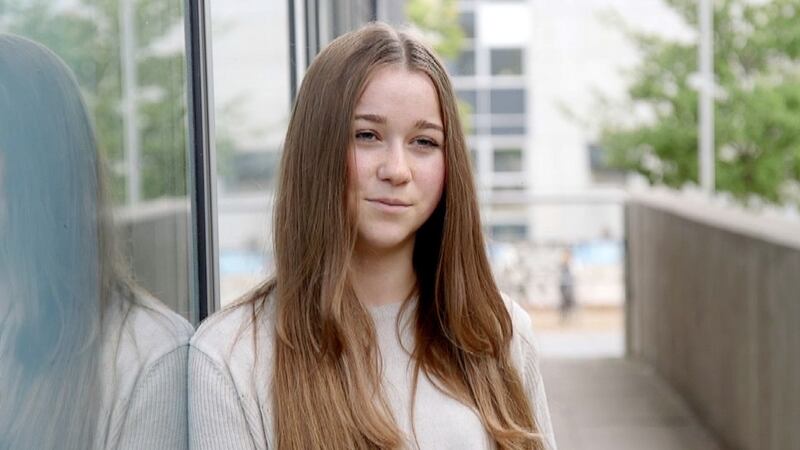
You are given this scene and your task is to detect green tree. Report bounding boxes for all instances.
[406,0,463,59]
[1,0,187,204]
[406,0,473,135]
[599,0,800,206]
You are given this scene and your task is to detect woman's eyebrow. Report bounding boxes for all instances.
[354,114,443,132]
[354,113,385,124]
[414,119,443,132]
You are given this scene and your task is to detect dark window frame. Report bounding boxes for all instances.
[185,0,219,322]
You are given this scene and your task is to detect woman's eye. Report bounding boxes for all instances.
[414,137,439,148]
[355,131,378,141]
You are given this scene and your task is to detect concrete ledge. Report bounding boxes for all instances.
[625,188,800,450]
[627,188,800,250]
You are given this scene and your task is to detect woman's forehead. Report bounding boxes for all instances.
[354,67,442,124]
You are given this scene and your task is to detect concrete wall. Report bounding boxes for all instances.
[625,190,800,450]
[115,199,193,321]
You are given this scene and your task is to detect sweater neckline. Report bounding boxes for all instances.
[367,296,417,322]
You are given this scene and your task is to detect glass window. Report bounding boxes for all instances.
[494,148,524,172]
[456,89,478,112]
[459,11,475,38]
[210,0,291,306]
[490,88,526,114]
[491,124,527,136]
[491,224,528,242]
[1,1,194,447]
[491,48,524,75]
[1,0,194,320]
[447,49,475,76]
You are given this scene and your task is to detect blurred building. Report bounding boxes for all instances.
[447,0,689,245]
[447,0,533,241]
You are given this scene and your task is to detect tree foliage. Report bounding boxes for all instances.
[1,0,187,204]
[600,0,800,205]
[406,0,473,133]
[406,0,464,59]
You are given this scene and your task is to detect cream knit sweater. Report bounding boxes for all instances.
[97,292,194,449]
[189,295,557,450]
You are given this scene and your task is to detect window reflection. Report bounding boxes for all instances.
[1,0,194,320]
[0,2,193,447]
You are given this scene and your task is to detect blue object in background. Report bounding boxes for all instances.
[572,240,623,265]
[219,250,267,275]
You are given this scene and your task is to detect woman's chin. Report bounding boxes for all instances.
[355,231,415,255]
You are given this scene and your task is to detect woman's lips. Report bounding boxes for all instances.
[367,198,411,212]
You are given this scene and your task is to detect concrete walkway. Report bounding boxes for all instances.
[540,358,723,450]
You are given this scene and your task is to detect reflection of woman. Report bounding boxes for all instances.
[190,23,556,450]
[0,35,192,449]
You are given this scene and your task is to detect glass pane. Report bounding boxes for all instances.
[490,48,523,75]
[459,11,475,38]
[490,88,526,114]
[494,148,524,172]
[447,48,475,76]
[456,89,478,112]
[491,224,528,241]
[491,124,527,135]
[1,0,193,448]
[210,0,290,306]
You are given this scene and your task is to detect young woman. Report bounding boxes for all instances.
[189,23,557,450]
[0,34,193,449]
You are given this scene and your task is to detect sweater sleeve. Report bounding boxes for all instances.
[505,296,558,450]
[116,346,190,450]
[188,346,258,450]
[520,334,558,450]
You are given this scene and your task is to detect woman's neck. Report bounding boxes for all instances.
[351,240,416,307]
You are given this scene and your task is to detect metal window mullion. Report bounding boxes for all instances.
[289,0,307,104]
[185,0,219,322]
[304,0,320,67]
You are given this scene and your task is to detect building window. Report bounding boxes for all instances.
[491,224,528,242]
[588,142,625,183]
[447,49,475,76]
[456,89,478,112]
[494,148,523,172]
[490,88,526,114]
[491,124,526,136]
[459,11,475,38]
[490,48,523,75]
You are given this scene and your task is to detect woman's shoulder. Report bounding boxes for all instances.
[190,293,276,373]
[106,286,195,365]
[500,293,535,339]
[499,292,540,363]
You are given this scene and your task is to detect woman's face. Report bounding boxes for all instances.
[349,66,446,253]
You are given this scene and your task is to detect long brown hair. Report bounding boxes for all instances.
[244,22,545,449]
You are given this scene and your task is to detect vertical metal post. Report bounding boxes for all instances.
[185,0,219,322]
[289,0,307,103]
[370,0,379,21]
[699,0,715,192]
[305,0,320,65]
[120,0,140,204]
[288,0,298,103]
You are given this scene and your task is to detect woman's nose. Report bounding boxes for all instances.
[377,140,411,185]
